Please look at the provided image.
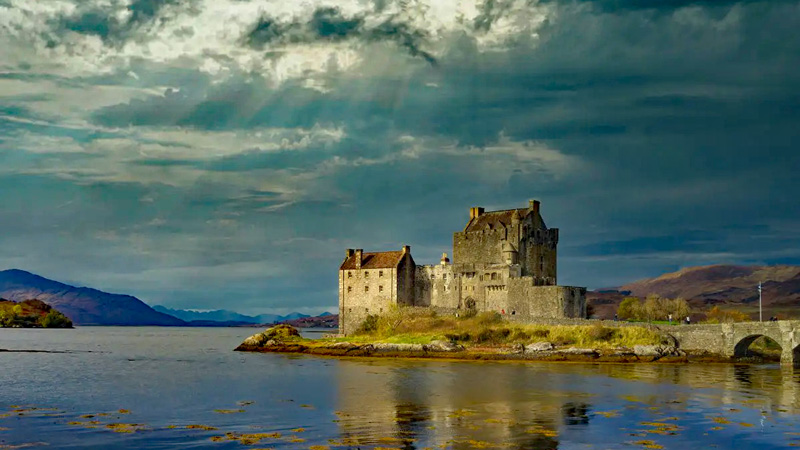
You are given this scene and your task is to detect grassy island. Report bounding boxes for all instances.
[236,309,698,363]
[0,299,73,328]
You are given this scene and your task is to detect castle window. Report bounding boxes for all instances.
[348,271,352,278]
[491,273,498,281]
[443,274,447,280]
[379,285,384,292]
[379,270,383,277]
[348,308,352,313]
[365,286,369,293]
[366,308,369,313]
[431,274,435,279]
[365,271,369,278]
[347,286,352,293]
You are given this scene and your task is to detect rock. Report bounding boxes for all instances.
[511,343,525,354]
[372,343,424,353]
[557,348,598,356]
[427,340,465,352]
[241,333,268,347]
[329,342,359,350]
[265,339,279,347]
[633,345,662,357]
[525,342,555,353]
[633,345,681,357]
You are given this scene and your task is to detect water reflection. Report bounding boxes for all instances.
[333,361,570,449]
[332,360,800,449]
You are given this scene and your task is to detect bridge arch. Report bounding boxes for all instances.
[733,333,783,360]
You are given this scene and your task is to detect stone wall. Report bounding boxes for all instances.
[504,283,586,319]
[339,267,400,336]
[414,264,459,308]
[453,229,508,266]
[668,321,800,365]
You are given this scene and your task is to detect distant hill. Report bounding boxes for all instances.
[0,269,186,326]
[588,265,800,319]
[282,314,338,329]
[152,305,314,325]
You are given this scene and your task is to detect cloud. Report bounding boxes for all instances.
[1,0,800,312]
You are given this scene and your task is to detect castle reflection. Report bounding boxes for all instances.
[329,359,800,449]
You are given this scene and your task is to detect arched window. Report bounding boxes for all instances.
[491,273,497,281]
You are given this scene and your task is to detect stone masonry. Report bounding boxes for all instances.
[339,200,587,335]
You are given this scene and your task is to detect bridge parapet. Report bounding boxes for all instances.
[666,320,800,365]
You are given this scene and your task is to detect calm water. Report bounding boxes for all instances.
[2,327,800,449]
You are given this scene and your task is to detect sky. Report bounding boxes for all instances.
[1,0,799,315]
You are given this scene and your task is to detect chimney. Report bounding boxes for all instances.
[355,249,363,269]
[346,249,355,259]
[440,253,450,265]
[469,207,485,219]
[402,245,411,254]
[529,199,540,214]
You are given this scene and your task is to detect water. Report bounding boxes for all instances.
[2,327,800,449]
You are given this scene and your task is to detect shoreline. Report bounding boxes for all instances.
[234,340,768,365]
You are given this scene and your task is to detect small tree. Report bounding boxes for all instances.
[617,297,641,320]
[643,294,662,322]
[669,298,691,321]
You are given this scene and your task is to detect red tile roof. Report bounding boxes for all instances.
[340,251,405,270]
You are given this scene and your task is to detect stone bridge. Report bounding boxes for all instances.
[667,321,800,365]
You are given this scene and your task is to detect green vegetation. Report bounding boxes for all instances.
[341,308,665,349]
[0,299,73,328]
[617,295,690,323]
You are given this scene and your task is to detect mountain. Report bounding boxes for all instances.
[152,306,316,325]
[152,305,262,323]
[0,269,186,326]
[588,265,800,319]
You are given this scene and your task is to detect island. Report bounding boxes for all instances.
[235,309,781,364]
[0,298,73,328]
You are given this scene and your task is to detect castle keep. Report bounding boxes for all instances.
[338,200,587,335]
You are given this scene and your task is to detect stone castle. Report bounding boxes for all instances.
[338,200,587,335]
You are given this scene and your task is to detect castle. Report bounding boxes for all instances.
[338,200,587,335]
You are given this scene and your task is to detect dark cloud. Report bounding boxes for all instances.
[546,0,798,12]
[54,0,192,45]
[244,6,437,65]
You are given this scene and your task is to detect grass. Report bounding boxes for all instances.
[327,308,666,349]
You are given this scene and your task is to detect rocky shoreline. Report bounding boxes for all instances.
[234,326,737,363]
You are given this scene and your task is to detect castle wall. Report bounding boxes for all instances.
[453,229,508,266]
[504,282,586,319]
[339,267,400,336]
[414,264,460,309]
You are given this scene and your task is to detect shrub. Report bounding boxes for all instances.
[530,328,550,339]
[40,310,73,328]
[509,328,531,342]
[475,327,511,344]
[445,332,471,342]
[705,306,750,323]
[587,323,615,341]
[356,315,380,334]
